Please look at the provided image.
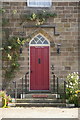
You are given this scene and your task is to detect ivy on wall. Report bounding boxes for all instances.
[2,37,24,88]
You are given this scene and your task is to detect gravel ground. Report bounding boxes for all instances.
[0,107,79,119]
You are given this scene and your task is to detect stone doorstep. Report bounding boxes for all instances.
[32,95,48,98]
[20,94,60,99]
[16,98,64,103]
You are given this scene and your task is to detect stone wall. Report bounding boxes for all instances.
[2,1,79,91]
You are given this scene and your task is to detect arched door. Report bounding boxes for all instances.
[29,34,50,90]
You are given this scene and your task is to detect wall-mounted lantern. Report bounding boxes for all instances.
[51,65,54,70]
[57,44,61,54]
[20,45,23,54]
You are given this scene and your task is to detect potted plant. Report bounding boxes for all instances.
[0,90,12,108]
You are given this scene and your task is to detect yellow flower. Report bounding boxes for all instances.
[13,10,17,14]
[32,13,36,20]
[75,90,80,94]
[8,54,12,60]
[21,40,25,45]
[8,46,12,49]
[17,38,21,44]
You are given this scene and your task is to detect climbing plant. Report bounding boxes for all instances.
[20,11,57,25]
[2,37,29,89]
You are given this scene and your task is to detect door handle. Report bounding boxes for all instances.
[38,58,41,64]
[31,70,32,73]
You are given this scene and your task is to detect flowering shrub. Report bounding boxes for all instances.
[66,72,80,107]
[0,90,12,108]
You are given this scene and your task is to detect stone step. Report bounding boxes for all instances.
[16,98,64,103]
[15,102,66,107]
[24,94,59,99]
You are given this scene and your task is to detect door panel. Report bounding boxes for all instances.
[30,46,49,90]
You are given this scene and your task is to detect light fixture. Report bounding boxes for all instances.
[51,65,54,70]
[20,45,23,54]
[57,44,61,54]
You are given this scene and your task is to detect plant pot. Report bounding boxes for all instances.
[8,102,15,107]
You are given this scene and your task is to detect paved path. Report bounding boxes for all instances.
[0,107,79,119]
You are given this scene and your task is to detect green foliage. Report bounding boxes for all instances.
[2,18,9,26]
[66,72,79,107]
[0,8,6,13]
[20,11,57,25]
[0,90,12,108]
[2,37,26,84]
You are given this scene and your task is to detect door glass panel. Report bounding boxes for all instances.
[31,40,36,44]
[43,40,48,44]
[30,34,49,45]
[34,37,38,42]
[37,40,42,44]
[40,37,45,42]
[37,35,42,39]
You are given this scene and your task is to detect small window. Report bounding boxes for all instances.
[27,0,52,7]
[30,34,50,46]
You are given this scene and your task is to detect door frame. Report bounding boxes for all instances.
[29,33,50,91]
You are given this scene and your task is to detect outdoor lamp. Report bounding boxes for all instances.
[12,81,16,88]
[51,65,54,70]
[20,45,23,54]
[57,44,61,54]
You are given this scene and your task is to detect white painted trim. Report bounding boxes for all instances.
[27,0,52,7]
[29,44,50,46]
[29,33,50,91]
[29,33,50,46]
[1,0,79,2]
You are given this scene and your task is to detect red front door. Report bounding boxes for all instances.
[30,46,49,90]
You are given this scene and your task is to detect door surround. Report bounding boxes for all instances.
[29,33,50,91]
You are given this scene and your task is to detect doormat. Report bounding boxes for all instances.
[32,95,48,98]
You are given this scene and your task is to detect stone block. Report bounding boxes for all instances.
[61,19,68,22]
[58,2,68,6]
[64,23,70,27]
[52,2,58,6]
[56,7,64,10]
[65,66,71,70]
[69,2,78,6]
[65,7,74,10]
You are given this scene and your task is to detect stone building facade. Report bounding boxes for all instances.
[2,1,79,92]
